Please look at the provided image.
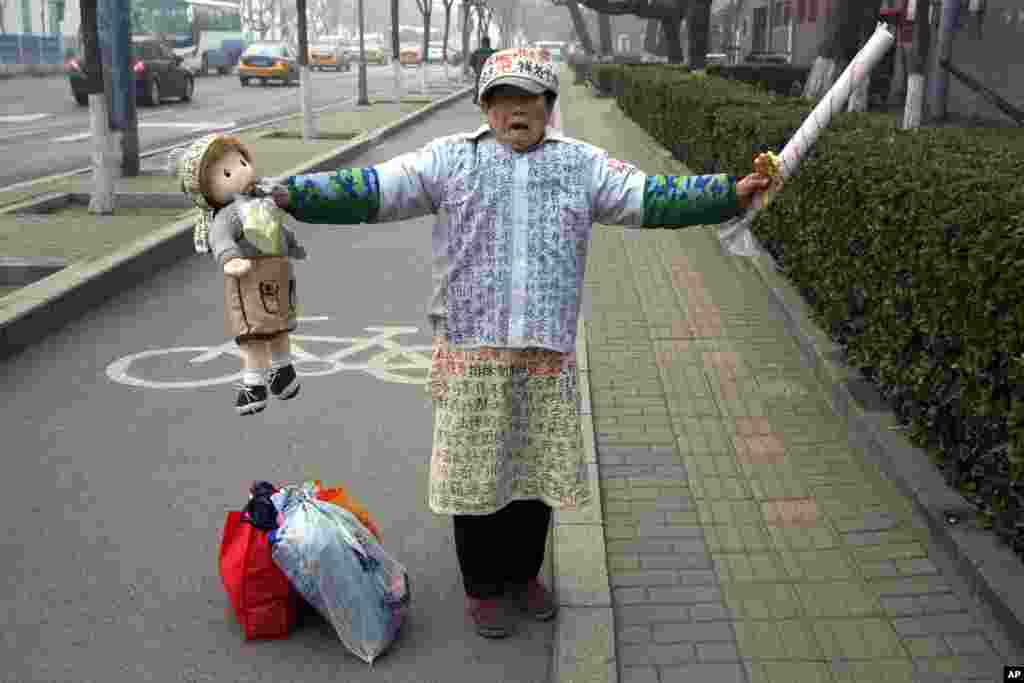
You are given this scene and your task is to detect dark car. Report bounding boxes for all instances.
[66,36,194,107]
[743,51,791,65]
[238,43,299,86]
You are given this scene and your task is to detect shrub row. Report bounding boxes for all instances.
[575,62,1024,557]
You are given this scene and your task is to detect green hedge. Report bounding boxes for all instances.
[601,64,1024,555]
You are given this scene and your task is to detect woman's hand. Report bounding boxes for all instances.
[224,258,253,277]
[735,173,774,211]
[271,186,290,211]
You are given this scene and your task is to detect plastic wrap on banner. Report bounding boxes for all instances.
[718,23,895,258]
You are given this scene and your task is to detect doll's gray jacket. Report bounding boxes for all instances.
[208,194,307,268]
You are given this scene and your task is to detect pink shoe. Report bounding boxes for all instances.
[466,597,512,638]
[511,578,558,621]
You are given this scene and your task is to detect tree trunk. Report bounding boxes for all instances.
[391,0,402,101]
[643,18,659,54]
[563,1,594,56]
[460,1,471,79]
[442,2,451,80]
[660,15,684,64]
[598,11,612,55]
[420,7,430,91]
[803,0,884,101]
[687,0,712,69]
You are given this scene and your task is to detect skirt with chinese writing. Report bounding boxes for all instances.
[425,326,592,516]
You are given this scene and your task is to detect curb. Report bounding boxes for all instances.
[0,85,473,360]
[551,315,618,683]
[715,233,1024,655]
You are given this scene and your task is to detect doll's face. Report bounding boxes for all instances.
[206,148,256,206]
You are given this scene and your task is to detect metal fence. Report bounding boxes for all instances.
[0,34,65,66]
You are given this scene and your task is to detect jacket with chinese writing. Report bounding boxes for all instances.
[280,125,742,353]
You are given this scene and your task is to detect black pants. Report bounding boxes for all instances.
[453,499,552,599]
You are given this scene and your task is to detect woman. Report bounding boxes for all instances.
[270,47,772,638]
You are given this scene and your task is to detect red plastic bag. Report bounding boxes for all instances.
[219,510,299,640]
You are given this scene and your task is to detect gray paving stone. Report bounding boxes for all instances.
[601,464,661,478]
[606,540,679,555]
[893,613,979,636]
[660,662,746,683]
[619,625,654,645]
[690,603,732,621]
[943,632,994,656]
[619,666,659,683]
[899,557,939,575]
[619,642,695,667]
[695,642,742,662]
[636,524,704,539]
[647,586,722,604]
[675,569,718,585]
[611,570,679,587]
[615,604,691,624]
[653,621,735,644]
[613,587,648,604]
[640,554,713,570]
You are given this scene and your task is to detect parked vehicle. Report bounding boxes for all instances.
[399,46,421,67]
[309,43,351,71]
[364,46,387,65]
[238,42,299,86]
[744,51,790,65]
[533,41,565,63]
[66,35,195,107]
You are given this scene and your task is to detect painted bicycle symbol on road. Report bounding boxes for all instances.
[105,317,433,389]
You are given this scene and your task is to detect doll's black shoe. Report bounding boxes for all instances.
[235,383,268,415]
[268,364,300,400]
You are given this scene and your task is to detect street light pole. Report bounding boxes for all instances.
[357,0,369,104]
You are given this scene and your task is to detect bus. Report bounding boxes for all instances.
[131,0,246,75]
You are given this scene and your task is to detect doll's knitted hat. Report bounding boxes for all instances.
[477,47,559,102]
[169,133,246,254]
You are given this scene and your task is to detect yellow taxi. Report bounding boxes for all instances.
[238,42,299,86]
[399,47,421,67]
[309,43,351,71]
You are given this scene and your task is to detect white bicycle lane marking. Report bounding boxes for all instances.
[104,317,434,389]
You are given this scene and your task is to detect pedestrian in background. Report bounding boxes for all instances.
[269,47,772,639]
[469,36,495,104]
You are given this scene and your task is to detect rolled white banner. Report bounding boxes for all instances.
[718,22,896,257]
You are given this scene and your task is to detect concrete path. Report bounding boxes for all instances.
[560,75,1019,683]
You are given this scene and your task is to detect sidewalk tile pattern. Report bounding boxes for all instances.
[566,74,1004,683]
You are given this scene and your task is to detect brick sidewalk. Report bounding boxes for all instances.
[561,75,1007,682]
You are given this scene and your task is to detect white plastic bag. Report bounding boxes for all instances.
[269,483,410,664]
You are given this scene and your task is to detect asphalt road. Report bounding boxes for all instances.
[0,97,557,682]
[0,63,458,188]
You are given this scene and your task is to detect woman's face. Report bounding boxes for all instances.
[481,86,549,152]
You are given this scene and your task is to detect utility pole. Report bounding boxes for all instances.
[97,0,138,177]
[357,0,369,104]
[296,0,316,139]
[927,0,960,122]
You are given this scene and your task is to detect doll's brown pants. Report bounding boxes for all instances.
[224,256,297,344]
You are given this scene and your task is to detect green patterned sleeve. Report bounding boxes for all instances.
[282,168,381,224]
[642,173,742,228]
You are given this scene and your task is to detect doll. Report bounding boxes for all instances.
[171,134,306,415]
